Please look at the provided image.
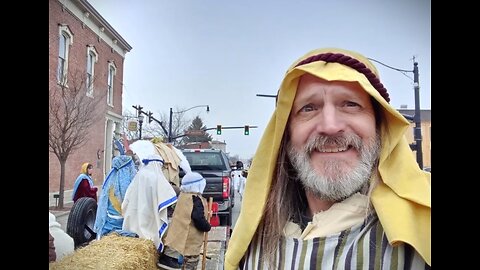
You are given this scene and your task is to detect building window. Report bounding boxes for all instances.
[107,62,117,106]
[86,46,98,97]
[57,25,73,85]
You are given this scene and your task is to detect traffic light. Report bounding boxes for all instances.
[216,125,222,135]
[244,125,250,135]
[147,111,153,123]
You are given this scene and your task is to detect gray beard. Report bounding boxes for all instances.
[287,133,381,202]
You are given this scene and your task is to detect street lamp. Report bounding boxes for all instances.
[168,105,210,143]
[138,114,144,139]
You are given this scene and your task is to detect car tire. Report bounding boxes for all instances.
[66,197,97,247]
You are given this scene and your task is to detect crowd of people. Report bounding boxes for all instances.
[50,138,213,270]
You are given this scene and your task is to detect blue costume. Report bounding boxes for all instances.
[94,155,137,238]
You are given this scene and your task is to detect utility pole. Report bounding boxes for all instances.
[368,57,425,169]
[168,105,210,143]
[168,108,173,143]
[132,105,144,139]
[413,59,423,168]
[147,111,169,136]
[132,105,172,141]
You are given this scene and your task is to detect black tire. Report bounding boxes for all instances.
[66,197,97,247]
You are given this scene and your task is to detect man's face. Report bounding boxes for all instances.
[287,74,380,201]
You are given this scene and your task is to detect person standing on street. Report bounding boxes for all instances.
[72,162,98,202]
[238,170,247,200]
[121,150,178,257]
[159,172,212,270]
[94,155,137,238]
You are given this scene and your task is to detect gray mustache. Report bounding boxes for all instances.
[305,134,363,153]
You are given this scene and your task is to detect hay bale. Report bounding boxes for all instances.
[49,233,158,270]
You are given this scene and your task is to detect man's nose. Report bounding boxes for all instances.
[314,105,345,135]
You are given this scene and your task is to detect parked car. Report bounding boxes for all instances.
[180,149,234,226]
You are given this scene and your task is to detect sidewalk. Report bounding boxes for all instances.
[49,190,74,231]
[49,189,74,208]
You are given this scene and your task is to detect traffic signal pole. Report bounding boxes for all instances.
[413,60,423,169]
[132,105,169,139]
[209,125,258,132]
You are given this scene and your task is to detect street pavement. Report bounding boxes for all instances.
[49,190,74,231]
[49,190,243,270]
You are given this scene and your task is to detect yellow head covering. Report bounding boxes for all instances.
[80,162,91,175]
[224,48,431,268]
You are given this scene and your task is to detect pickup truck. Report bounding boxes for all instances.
[180,149,234,226]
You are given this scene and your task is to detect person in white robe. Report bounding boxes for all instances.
[121,153,177,252]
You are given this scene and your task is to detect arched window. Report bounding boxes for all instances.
[107,61,117,106]
[57,25,73,85]
[86,46,98,97]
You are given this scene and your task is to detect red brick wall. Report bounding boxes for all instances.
[49,0,126,192]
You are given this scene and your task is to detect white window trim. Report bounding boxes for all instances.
[107,61,117,107]
[86,45,99,98]
[57,25,74,86]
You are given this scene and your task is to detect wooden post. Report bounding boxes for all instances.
[202,197,213,270]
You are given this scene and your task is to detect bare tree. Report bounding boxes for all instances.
[125,107,193,144]
[168,107,193,145]
[49,71,104,208]
[141,111,170,140]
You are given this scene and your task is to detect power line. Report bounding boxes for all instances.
[367,58,413,81]
[368,57,423,168]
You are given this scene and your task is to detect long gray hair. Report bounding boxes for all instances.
[251,97,383,267]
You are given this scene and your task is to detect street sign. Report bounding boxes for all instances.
[185,130,205,136]
[127,119,138,131]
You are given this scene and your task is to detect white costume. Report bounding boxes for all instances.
[231,170,243,192]
[238,174,246,199]
[49,212,74,260]
[121,153,177,252]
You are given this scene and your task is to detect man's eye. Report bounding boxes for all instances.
[300,104,315,112]
[345,101,360,107]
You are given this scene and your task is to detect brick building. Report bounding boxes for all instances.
[49,0,132,192]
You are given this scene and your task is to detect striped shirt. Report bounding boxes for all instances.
[242,215,430,270]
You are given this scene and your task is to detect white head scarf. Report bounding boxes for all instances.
[180,172,206,194]
[129,140,157,169]
[173,146,192,174]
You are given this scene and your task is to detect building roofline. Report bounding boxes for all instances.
[76,0,132,52]
[397,109,431,122]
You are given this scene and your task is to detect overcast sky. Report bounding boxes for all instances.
[88,0,431,160]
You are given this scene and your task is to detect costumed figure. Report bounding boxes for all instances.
[94,154,137,239]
